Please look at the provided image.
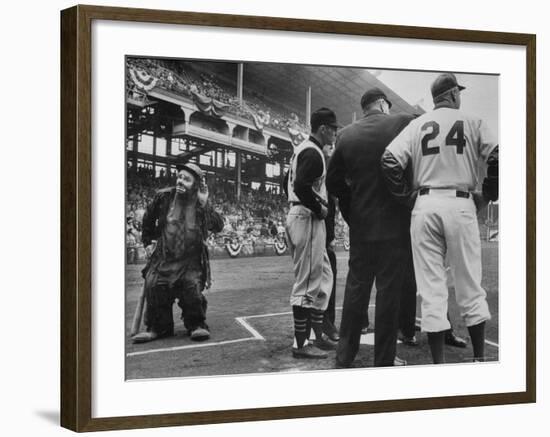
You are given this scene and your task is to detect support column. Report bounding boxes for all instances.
[227,122,236,145]
[236,151,242,200]
[132,135,138,168]
[280,157,286,194]
[152,132,157,175]
[352,111,357,123]
[261,155,267,192]
[237,63,244,105]
[180,106,191,134]
[165,133,172,156]
[306,86,312,129]
[165,134,173,178]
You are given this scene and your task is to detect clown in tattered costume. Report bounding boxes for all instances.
[132,162,224,343]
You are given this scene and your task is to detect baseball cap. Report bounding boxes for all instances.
[431,73,466,98]
[361,87,392,109]
[174,161,204,180]
[310,107,341,130]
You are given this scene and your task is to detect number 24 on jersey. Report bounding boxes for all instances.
[421,120,465,156]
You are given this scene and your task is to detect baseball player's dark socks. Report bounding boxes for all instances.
[468,321,486,361]
[310,309,325,340]
[292,306,309,348]
[427,331,446,364]
[305,314,312,342]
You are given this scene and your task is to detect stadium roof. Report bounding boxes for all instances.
[186,60,423,127]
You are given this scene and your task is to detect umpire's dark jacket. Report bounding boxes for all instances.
[326,110,414,243]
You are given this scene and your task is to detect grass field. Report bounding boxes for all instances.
[125,242,499,380]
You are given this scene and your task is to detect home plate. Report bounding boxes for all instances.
[294,330,400,348]
[360,333,375,345]
[360,333,403,346]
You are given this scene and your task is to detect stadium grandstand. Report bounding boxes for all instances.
[125,57,496,261]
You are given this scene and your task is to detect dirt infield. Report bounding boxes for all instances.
[125,242,499,380]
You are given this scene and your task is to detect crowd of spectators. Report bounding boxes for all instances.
[125,166,349,259]
[209,184,288,240]
[126,165,167,262]
[126,58,309,134]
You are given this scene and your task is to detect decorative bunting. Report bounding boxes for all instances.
[191,91,229,118]
[225,240,243,257]
[274,238,287,255]
[129,69,158,92]
[251,110,271,131]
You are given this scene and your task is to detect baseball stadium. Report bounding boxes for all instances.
[125,57,499,379]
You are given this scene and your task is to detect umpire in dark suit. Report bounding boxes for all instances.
[327,88,414,367]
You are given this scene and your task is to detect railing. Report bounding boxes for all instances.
[231,137,267,155]
[148,85,302,143]
[183,125,269,155]
[187,125,231,145]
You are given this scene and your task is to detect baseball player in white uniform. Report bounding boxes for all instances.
[381,73,499,363]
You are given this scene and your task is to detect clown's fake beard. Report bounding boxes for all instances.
[175,186,197,202]
[172,187,198,225]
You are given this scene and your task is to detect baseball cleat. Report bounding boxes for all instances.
[313,335,337,351]
[398,333,419,346]
[322,319,340,341]
[292,344,329,359]
[131,331,159,344]
[445,332,467,348]
[190,327,210,341]
[393,356,408,366]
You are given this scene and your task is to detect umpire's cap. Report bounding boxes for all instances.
[310,107,341,132]
[175,161,204,180]
[431,73,466,99]
[361,87,392,109]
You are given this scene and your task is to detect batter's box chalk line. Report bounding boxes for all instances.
[126,310,288,357]
[127,307,498,357]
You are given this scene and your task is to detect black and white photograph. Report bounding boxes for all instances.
[125,57,499,380]
[3,0,546,434]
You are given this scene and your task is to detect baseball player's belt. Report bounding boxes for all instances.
[419,187,471,198]
[290,201,304,206]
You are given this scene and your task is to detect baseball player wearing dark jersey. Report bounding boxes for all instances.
[284,108,338,359]
[382,73,499,363]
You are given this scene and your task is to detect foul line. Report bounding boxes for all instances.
[127,337,256,357]
[126,306,361,358]
[126,308,351,358]
[127,306,498,358]
[127,313,278,358]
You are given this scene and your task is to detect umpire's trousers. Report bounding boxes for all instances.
[337,238,406,367]
[399,240,417,338]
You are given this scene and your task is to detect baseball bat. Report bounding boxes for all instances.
[130,242,156,336]
[130,283,146,336]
